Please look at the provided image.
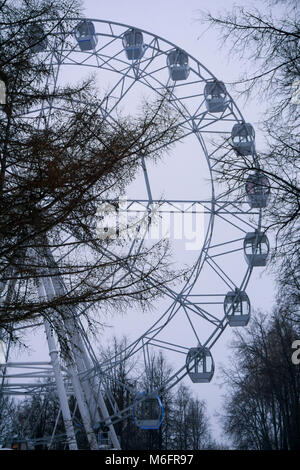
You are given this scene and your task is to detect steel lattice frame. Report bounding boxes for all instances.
[0,18,264,449]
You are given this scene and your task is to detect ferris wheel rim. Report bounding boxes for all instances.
[39,18,259,381]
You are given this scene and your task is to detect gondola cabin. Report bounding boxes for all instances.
[167,49,190,81]
[26,24,47,53]
[204,80,228,113]
[244,231,269,267]
[246,172,270,209]
[132,392,164,430]
[224,289,251,327]
[75,20,98,51]
[186,347,214,383]
[123,29,145,60]
[231,122,255,156]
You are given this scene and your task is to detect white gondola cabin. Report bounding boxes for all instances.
[132,392,164,430]
[75,20,98,51]
[122,29,145,60]
[246,172,270,208]
[204,80,228,113]
[244,231,269,267]
[231,123,255,156]
[26,24,47,53]
[167,49,190,81]
[224,289,251,327]
[186,347,214,383]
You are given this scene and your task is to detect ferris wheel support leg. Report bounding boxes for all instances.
[44,319,78,450]
[41,276,99,450]
[37,280,78,450]
[63,357,99,450]
[50,281,101,424]
[65,321,121,450]
[45,247,121,450]
[63,324,101,423]
[64,320,121,450]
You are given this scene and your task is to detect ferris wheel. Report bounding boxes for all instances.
[0,18,271,450]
